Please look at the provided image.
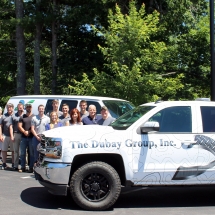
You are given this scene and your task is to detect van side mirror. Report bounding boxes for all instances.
[136,121,160,134]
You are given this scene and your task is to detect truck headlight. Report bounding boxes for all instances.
[38,135,62,159]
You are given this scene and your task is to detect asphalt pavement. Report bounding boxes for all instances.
[1,158,215,214]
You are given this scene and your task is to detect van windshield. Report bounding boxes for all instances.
[111,105,155,130]
[103,100,135,118]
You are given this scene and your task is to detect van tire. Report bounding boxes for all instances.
[70,161,121,211]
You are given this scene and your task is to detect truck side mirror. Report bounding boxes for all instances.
[136,121,160,134]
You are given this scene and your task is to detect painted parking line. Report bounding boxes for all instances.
[20,175,35,179]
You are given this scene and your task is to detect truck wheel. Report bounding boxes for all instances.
[70,161,121,211]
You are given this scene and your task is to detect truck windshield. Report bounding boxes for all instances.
[111,105,155,130]
[103,100,135,118]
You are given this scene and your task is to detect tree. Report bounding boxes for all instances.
[0,1,18,107]
[69,1,184,105]
[33,0,42,94]
[15,0,26,95]
[51,0,59,94]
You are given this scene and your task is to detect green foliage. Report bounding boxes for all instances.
[0,0,211,105]
[69,1,185,105]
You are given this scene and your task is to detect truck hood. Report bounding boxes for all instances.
[42,125,116,140]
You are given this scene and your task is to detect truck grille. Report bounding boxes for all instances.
[38,153,45,163]
[38,137,46,163]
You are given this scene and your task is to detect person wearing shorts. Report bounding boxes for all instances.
[0,103,14,169]
[11,103,24,171]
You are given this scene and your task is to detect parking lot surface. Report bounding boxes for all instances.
[1,161,215,215]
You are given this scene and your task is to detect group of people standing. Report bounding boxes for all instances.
[0,99,115,172]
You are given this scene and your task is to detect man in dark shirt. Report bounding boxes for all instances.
[0,103,14,169]
[11,103,24,170]
[82,105,102,125]
[18,103,34,173]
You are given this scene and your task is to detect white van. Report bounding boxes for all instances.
[5,95,135,118]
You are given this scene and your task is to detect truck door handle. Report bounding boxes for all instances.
[181,141,197,147]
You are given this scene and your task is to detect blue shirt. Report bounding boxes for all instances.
[82,115,102,125]
[45,122,63,130]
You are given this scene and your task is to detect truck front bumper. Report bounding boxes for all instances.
[34,161,71,196]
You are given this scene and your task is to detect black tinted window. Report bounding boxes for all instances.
[149,106,192,132]
[201,106,215,132]
[59,100,78,112]
[45,99,53,114]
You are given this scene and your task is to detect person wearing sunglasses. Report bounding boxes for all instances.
[18,103,35,173]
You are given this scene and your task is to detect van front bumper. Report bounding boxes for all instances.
[34,161,71,196]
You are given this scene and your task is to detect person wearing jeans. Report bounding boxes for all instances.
[18,103,34,173]
[31,104,50,164]
[19,137,34,172]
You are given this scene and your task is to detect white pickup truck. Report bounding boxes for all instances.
[34,100,215,210]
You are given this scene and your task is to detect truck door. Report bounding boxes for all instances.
[132,106,199,185]
[194,105,215,182]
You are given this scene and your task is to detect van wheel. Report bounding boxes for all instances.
[70,161,121,211]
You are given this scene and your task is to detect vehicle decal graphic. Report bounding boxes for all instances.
[14,99,35,111]
[172,135,215,180]
[27,100,35,104]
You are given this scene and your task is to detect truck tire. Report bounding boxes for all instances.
[70,161,121,211]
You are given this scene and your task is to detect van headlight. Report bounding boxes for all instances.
[37,135,62,159]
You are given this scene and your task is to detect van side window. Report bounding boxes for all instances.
[86,101,101,114]
[201,106,215,132]
[59,100,78,112]
[45,99,53,115]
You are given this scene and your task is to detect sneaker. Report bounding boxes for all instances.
[12,167,19,171]
[2,163,8,170]
[19,168,26,173]
[27,168,34,173]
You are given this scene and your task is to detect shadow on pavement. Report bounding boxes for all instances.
[20,187,81,210]
[116,186,215,208]
[20,186,215,210]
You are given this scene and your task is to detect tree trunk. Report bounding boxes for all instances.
[51,0,58,95]
[15,0,26,95]
[34,0,42,95]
